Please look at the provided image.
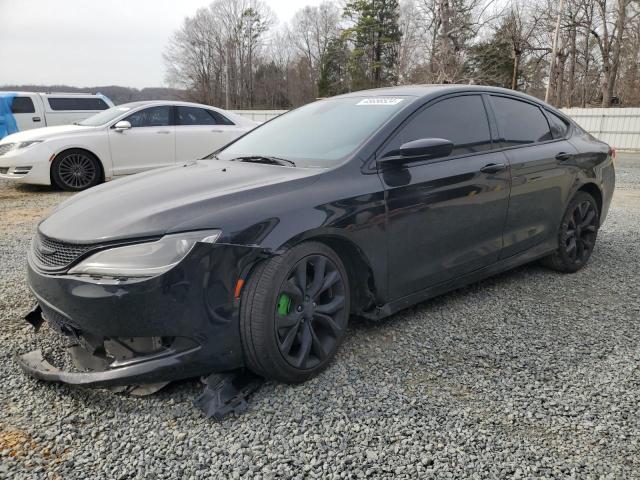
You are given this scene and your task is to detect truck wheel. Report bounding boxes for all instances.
[240,242,350,383]
[51,149,101,191]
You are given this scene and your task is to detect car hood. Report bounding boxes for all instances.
[39,160,322,243]
[0,124,97,143]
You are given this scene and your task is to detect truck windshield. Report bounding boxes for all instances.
[77,105,135,126]
[213,96,411,167]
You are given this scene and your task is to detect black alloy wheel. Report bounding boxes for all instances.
[543,191,599,273]
[564,200,598,263]
[240,241,350,383]
[52,150,100,191]
[275,255,347,370]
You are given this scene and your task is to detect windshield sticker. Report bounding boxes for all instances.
[356,98,404,106]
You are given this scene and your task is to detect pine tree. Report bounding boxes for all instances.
[467,24,514,89]
[318,37,351,97]
[343,0,402,90]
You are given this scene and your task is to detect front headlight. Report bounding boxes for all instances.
[67,230,221,277]
[0,141,43,156]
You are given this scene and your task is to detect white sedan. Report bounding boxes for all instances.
[0,100,257,191]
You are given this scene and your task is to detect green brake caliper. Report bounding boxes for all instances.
[277,293,292,316]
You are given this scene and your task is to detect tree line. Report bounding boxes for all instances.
[164,0,640,110]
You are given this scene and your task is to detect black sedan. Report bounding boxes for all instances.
[20,85,615,394]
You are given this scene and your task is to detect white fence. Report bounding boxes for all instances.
[231,110,287,123]
[233,108,640,150]
[561,108,640,150]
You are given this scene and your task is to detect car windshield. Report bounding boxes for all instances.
[213,96,410,166]
[77,105,136,126]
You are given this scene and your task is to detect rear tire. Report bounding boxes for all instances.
[240,242,350,383]
[542,191,599,273]
[51,149,101,191]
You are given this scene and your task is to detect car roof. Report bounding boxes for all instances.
[334,84,550,108]
[116,100,227,109]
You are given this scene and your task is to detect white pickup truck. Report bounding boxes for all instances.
[0,92,114,139]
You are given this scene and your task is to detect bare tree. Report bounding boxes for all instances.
[164,8,221,104]
[590,0,631,106]
[290,2,342,97]
[617,1,640,105]
[396,0,424,82]
[504,2,545,91]
[164,0,274,108]
[411,0,500,83]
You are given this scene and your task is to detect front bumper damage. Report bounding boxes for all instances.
[18,242,267,399]
[18,307,202,391]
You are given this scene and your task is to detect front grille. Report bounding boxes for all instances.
[0,143,16,156]
[32,233,95,271]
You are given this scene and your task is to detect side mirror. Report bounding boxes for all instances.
[113,120,131,132]
[378,138,454,166]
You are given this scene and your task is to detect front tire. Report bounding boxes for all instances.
[240,242,350,383]
[51,149,101,191]
[542,191,599,273]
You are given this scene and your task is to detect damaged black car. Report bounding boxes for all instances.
[20,85,615,414]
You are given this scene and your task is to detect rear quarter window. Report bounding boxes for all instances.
[48,97,109,111]
[210,110,234,125]
[11,97,35,114]
[546,111,570,139]
[491,96,553,146]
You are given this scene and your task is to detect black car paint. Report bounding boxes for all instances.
[21,85,615,387]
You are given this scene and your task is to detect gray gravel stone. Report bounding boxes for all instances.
[1,154,639,479]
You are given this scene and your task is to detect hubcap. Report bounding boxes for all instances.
[565,201,597,263]
[275,255,346,370]
[58,154,96,189]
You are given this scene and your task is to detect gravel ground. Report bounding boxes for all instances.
[1,155,639,479]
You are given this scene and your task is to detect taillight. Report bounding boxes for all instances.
[609,146,616,160]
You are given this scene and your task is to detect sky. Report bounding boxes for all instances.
[0,0,326,89]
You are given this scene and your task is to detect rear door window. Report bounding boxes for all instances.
[176,106,235,126]
[491,96,553,146]
[11,97,35,114]
[383,95,493,158]
[48,97,109,111]
[177,106,218,125]
[124,106,171,127]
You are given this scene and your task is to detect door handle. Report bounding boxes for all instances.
[32,116,41,122]
[156,130,171,134]
[555,152,573,161]
[211,129,224,133]
[480,163,506,174]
